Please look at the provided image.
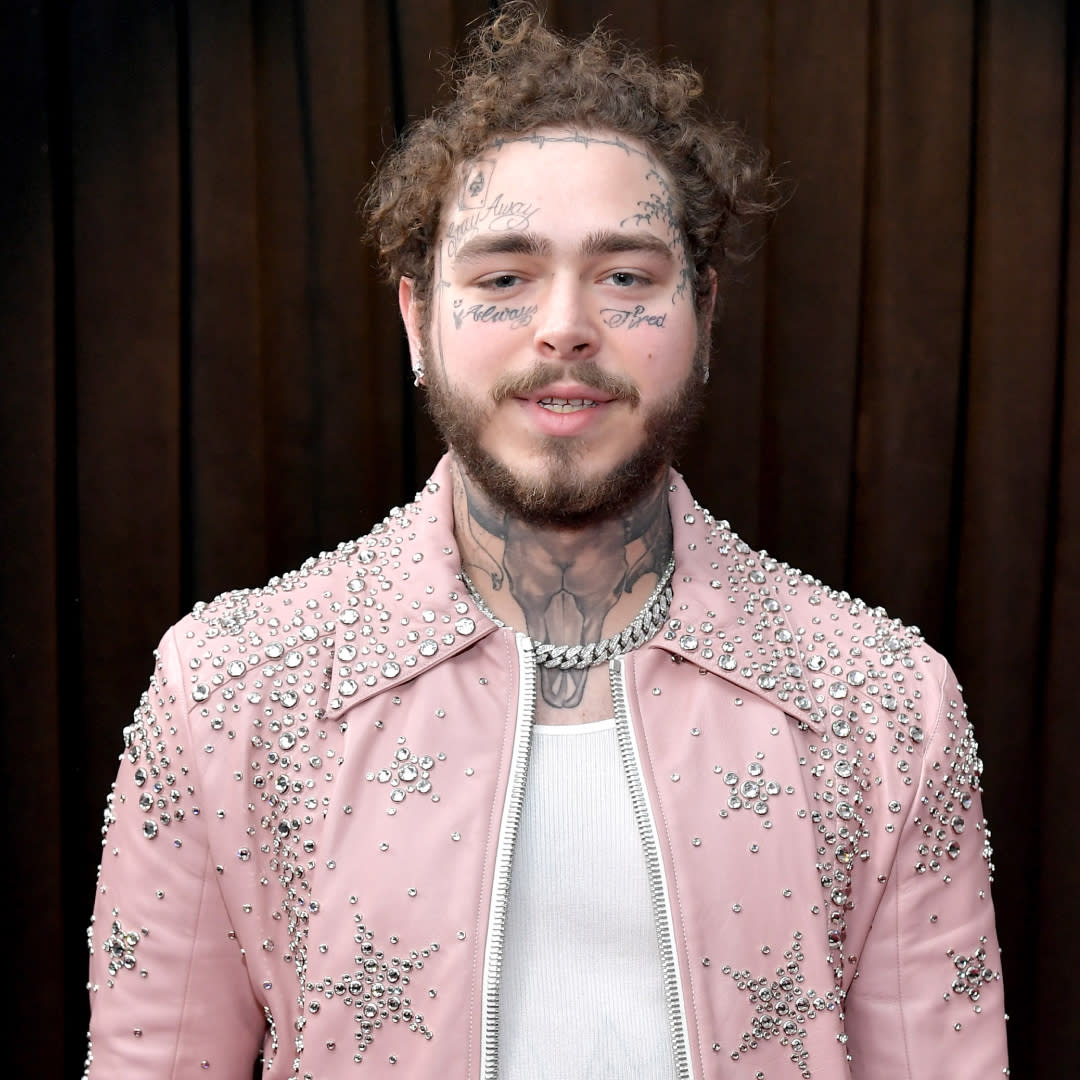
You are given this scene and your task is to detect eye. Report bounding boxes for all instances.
[478,273,523,290]
[603,270,650,288]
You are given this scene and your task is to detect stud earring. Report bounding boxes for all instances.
[412,357,425,388]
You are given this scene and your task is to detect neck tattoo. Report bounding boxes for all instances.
[459,555,676,670]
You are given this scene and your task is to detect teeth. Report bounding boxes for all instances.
[538,397,598,413]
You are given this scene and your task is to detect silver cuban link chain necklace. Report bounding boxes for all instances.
[458,555,676,670]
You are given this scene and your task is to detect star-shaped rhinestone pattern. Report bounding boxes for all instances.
[319,917,436,1063]
[721,933,836,1078]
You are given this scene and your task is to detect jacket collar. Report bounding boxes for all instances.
[324,458,826,732]
[647,472,827,733]
[322,456,499,721]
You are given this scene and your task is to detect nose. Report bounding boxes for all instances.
[533,277,599,359]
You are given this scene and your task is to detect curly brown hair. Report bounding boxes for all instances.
[365,2,777,313]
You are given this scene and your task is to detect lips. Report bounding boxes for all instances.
[491,364,639,410]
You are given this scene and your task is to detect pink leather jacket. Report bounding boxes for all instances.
[86,456,1008,1078]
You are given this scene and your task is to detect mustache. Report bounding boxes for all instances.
[490,362,641,407]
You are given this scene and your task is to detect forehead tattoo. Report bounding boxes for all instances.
[490,129,652,162]
[452,129,661,223]
[442,130,691,301]
[461,159,496,209]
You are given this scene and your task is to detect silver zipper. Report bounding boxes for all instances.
[479,633,536,1080]
[611,655,694,1080]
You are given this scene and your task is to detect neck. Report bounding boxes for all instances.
[451,456,674,710]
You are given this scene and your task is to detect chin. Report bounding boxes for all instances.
[456,437,668,528]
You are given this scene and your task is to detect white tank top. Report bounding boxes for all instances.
[498,718,676,1078]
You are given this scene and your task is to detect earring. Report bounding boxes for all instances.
[412,357,425,388]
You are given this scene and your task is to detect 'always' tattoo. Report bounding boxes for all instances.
[452,300,538,330]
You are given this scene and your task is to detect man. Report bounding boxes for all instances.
[86,6,1008,1077]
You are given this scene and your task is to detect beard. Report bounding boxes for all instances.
[422,335,708,529]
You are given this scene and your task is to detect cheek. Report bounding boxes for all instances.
[632,320,697,374]
[443,299,535,359]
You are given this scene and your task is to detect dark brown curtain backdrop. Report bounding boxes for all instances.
[2,0,1076,1074]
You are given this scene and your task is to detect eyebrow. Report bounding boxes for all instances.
[579,229,675,262]
[451,232,552,262]
[450,228,676,265]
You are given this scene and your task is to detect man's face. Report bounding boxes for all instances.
[400,127,711,527]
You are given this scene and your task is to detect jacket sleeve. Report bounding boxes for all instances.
[842,663,1009,1077]
[85,628,266,1079]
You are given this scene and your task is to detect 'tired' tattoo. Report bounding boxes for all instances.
[601,305,667,330]
[452,300,538,330]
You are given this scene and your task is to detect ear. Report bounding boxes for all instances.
[398,277,426,386]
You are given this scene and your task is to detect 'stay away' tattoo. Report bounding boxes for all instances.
[445,193,539,258]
